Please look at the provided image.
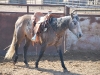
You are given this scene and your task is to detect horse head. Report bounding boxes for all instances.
[69,11,83,38]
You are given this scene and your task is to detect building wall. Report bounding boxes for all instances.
[8,0,26,4]
[35,0,42,4]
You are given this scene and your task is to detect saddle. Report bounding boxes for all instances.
[32,12,61,33]
[31,12,62,44]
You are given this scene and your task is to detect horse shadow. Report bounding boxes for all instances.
[1,50,100,75]
[35,67,80,75]
[15,64,80,75]
[1,50,100,64]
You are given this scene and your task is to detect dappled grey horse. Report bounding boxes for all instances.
[5,12,83,72]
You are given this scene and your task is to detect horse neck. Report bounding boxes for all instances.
[56,16,71,33]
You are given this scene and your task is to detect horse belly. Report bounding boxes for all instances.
[46,34,57,46]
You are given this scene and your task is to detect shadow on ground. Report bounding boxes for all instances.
[1,50,100,63]
[0,51,100,75]
[15,65,80,75]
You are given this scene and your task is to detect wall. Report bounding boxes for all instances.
[0,13,63,55]
[0,13,100,56]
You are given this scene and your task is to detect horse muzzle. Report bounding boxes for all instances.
[77,33,83,39]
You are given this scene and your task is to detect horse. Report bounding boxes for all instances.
[5,12,83,72]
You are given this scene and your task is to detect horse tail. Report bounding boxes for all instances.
[5,30,17,59]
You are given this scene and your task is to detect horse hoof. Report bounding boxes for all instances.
[25,64,29,68]
[35,65,38,69]
[35,66,38,69]
[13,62,16,65]
[63,69,69,73]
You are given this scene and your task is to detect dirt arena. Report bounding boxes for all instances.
[0,51,100,75]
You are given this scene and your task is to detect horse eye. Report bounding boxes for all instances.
[73,21,76,25]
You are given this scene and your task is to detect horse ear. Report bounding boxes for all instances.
[71,13,74,18]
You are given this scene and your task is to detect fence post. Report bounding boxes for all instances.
[64,5,66,16]
[66,6,70,16]
[64,5,70,16]
[27,5,29,14]
[63,5,68,53]
[63,5,70,53]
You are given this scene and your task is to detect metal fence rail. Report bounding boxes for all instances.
[0,3,65,14]
[68,5,100,16]
[0,0,100,6]
[0,2,100,55]
[0,3,100,16]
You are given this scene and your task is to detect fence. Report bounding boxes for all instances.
[0,3,66,14]
[0,3,100,55]
[0,4,66,55]
[68,5,100,17]
[0,0,100,6]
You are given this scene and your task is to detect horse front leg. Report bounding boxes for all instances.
[35,43,46,68]
[57,46,69,72]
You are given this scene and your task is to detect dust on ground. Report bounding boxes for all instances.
[0,51,100,75]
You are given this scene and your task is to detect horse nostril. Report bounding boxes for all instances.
[74,22,76,25]
[79,34,82,37]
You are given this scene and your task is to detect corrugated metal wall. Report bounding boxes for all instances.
[0,13,64,56]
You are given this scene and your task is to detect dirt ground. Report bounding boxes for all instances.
[0,51,100,75]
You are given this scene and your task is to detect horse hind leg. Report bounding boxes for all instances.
[23,37,31,67]
[13,41,19,65]
[13,33,25,65]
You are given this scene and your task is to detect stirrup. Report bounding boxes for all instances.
[44,28,47,32]
[31,34,36,41]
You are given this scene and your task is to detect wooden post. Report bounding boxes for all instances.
[64,5,67,16]
[63,5,70,53]
[66,7,70,15]
[64,5,70,16]
[27,5,29,14]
